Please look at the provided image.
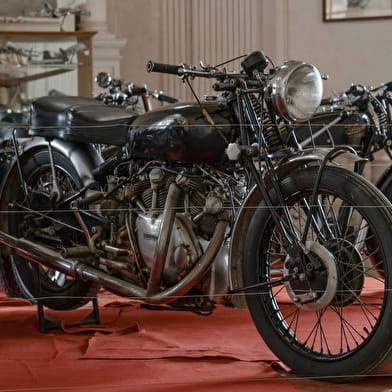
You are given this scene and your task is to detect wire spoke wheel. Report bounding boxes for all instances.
[1,148,100,310]
[243,166,392,382]
[17,164,80,291]
[269,200,380,353]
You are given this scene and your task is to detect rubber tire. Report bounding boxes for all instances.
[243,165,392,382]
[0,147,100,310]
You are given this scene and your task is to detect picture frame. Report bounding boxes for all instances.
[323,0,392,21]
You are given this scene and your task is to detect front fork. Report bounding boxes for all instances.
[245,158,301,262]
[244,146,361,279]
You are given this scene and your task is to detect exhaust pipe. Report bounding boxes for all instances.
[0,230,147,298]
[0,219,228,304]
[0,230,79,276]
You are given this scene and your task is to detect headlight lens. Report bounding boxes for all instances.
[268,61,323,121]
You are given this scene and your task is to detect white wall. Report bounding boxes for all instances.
[107,0,163,93]
[107,0,264,99]
[262,0,392,96]
[108,0,392,98]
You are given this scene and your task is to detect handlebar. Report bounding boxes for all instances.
[146,61,181,75]
[95,71,178,106]
[153,91,178,104]
[320,97,333,105]
[213,81,235,92]
[348,84,366,97]
[130,83,148,95]
[321,80,392,108]
[320,84,368,108]
[147,60,245,81]
[383,81,392,91]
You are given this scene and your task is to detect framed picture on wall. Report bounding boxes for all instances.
[323,0,392,21]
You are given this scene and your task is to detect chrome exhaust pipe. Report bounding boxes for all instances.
[0,230,79,276]
[0,219,228,304]
[0,230,148,298]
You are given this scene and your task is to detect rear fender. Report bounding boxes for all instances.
[4,136,102,186]
[0,137,103,230]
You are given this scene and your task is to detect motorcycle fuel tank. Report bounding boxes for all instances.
[129,101,235,164]
[295,110,367,149]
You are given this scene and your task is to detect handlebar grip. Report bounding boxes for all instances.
[213,81,235,92]
[157,93,178,104]
[384,81,392,91]
[147,61,180,75]
[320,98,332,105]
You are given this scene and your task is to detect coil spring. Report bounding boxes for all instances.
[378,105,388,130]
[250,94,282,153]
[369,97,389,140]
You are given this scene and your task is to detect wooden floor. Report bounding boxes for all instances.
[0,290,391,392]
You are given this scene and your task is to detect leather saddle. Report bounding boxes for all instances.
[29,96,138,145]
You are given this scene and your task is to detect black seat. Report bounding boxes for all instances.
[30,96,101,129]
[29,96,138,145]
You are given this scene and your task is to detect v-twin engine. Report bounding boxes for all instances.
[135,213,202,284]
[0,161,238,305]
[121,165,234,300]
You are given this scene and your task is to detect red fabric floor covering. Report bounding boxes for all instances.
[0,289,392,392]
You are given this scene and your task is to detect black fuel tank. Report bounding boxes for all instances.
[295,110,367,148]
[129,101,236,164]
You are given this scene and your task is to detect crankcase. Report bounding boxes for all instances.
[135,212,202,283]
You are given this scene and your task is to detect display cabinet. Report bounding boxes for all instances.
[0,30,96,98]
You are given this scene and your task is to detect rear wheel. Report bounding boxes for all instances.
[243,166,392,382]
[0,147,100,310]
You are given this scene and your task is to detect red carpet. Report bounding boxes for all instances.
[0,290,392,391]
[82,303,277,361]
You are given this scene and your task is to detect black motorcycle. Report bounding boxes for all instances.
[94,71,178,108]
[295,81,392,194]
[1,51,392,382]
[0,72,177,177]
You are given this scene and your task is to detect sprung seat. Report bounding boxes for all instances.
[29,96,138,145]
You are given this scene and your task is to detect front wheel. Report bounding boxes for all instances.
[243,166,392,382]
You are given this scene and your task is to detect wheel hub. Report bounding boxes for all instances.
[284,241,338,311]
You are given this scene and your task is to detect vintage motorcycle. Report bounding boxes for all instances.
[0,51,392,382]
[0,72,177,177]
[94,71,178,108]
[295,81,392,194]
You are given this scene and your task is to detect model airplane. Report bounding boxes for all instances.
[43,0,90,30]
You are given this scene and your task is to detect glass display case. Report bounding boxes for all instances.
[0,30,95,98]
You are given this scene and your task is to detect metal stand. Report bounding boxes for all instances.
[36,297,101,333]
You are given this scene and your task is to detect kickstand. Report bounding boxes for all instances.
[36,297,101,333]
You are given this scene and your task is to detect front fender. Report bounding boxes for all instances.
[229,147,363,308]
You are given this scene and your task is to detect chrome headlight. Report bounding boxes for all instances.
[268,61,323,121]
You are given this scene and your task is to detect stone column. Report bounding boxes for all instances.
[79,0,127,92]
[79,0,108,33]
